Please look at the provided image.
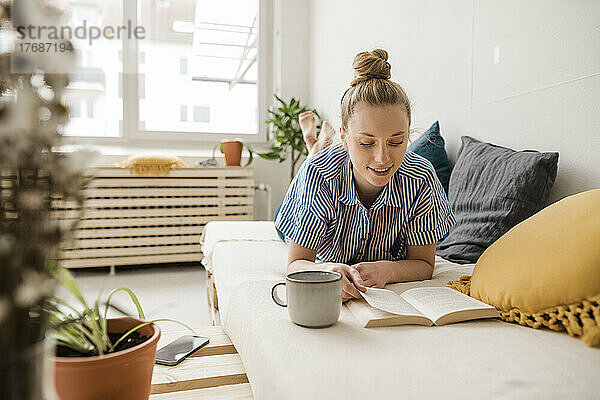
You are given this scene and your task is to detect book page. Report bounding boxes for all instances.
[346,299,433,328]
[360,287,426,317]
[400,287,496,323]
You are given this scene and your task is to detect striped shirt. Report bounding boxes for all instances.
[274,143,455,263]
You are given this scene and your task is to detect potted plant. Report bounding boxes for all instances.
[209,96,322,178]
[260,95,322,181]
[46,264,193,400]
[0,1,86,399]
[212,139,254,167]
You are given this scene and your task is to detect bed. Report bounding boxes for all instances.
[201,221,600,399]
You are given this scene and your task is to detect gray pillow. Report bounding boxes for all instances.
[437,136,559,264]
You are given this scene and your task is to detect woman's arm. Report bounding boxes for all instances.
[287,240,366,301]
[351,243,436,287]
[286,240,319,273]
[397,242,436,281]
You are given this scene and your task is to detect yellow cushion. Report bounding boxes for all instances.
[449,189,600,346]
[117,155,185,176]
[470,189,600,312]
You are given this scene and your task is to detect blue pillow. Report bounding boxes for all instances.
[408,121,451,193]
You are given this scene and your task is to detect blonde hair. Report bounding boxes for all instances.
[340,49,412,130]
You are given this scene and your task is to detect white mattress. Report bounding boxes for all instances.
[205,222,600,400]
[201,221,283,273]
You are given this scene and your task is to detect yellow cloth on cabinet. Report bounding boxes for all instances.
[117,155,186,176]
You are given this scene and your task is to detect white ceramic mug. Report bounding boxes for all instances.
[271,271,343,328]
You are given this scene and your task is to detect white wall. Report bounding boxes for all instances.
[251,0,310,220]
[307,0,600,203]
[277,0,310,102]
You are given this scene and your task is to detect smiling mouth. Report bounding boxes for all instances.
[368,165,393,175]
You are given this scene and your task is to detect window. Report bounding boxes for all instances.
[68,98,81,118]
[61,0,270,146]
[139,73,145,100]
[193,106,210,123]
[86,99,95,118]
[138,0,258,135]
[86,50,94,66]
[61,0,122,138]
[118,73,122,98]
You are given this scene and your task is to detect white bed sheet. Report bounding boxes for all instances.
[201,221,283,273]
[206,222,600,399]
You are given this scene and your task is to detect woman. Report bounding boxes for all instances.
[275,49,455,302]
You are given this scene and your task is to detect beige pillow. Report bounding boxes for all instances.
[448,189,600,347]
[117,155,185,176]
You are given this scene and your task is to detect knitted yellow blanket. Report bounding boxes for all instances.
[448,276,600,348]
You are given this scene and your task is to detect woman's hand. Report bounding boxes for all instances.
[350,261,393,289]
[321,262,367,302]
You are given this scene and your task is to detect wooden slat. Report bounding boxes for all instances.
[206,270,221,326]
[64,235,200,249]
[70,214,253,229]
[60,244,201,259]
[54,196,253,209]
[150,354,248,395]
[73,226,202,239]
[149,383,253,400]
[206,269,219,310]
[82,187,255,198]
[157,327,235,357]
[1,179,14,189]
[59,253,200,268]
[89,178,255,188]
[93,168,253,178]
[54,206,254,220]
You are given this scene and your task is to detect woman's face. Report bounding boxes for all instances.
[341,102,409,196]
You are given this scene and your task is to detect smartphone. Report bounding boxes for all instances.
[155,335,210,366]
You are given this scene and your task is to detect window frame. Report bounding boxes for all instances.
[63,0,273,149]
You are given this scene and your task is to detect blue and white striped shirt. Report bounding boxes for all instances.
[274,143,455,263]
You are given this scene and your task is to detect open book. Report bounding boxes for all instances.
[347,286,499,328]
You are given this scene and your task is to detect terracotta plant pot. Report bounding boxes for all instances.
[221,141,243,166]
[53,317,160,400]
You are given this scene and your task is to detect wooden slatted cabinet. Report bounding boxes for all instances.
[53,167,254,269]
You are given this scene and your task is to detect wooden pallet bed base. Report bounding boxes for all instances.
[150,326,253,399]
[206,269,221,326]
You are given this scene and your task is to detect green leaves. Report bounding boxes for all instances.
[257,151,280,161]
[48,262,89,311]
[47,264,192,357]
[260,95,323,180]
[207,95,321,179]
[109,318,195,353]
[104,288,146,320]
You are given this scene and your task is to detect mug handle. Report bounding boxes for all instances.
[271,281,287,307]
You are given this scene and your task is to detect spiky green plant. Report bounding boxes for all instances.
[45,264,194,357]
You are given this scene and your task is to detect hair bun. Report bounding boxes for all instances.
[350,49,391,86]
